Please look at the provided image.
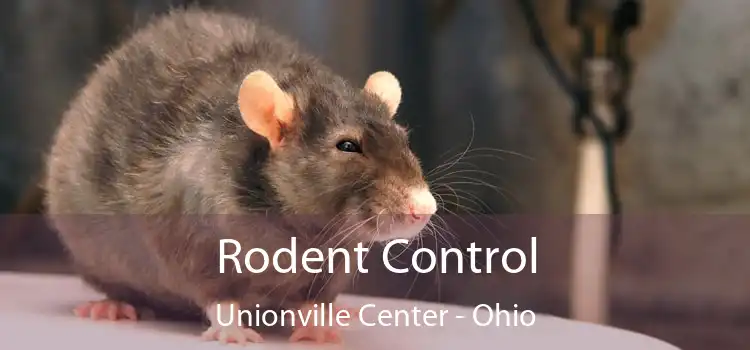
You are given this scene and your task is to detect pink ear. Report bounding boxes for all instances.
[364,71,402,118]
[237,70,295,149]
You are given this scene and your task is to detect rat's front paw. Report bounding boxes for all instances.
[289,324,342,344]
[73,299,138,321]
[202,325,264,345]
[287,303,355,344]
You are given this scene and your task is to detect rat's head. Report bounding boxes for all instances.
[237,69,437,243]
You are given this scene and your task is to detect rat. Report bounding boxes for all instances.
[43,8,438,345]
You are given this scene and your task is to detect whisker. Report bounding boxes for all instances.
[432,186,488,214]
[437,178,520,208]
[426,113,476,178]
[309,215,376,301]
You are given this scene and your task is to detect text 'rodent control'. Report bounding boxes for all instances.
[219,237,537,275]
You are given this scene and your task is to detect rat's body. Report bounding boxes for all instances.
[46,9,347,321]
[44,9,437,344]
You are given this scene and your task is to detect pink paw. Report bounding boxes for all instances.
[202,325,264,345]
[288,303,357,344]
[73,299,138,321]
[289,324,342,344]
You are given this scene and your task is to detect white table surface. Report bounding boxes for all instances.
[0,272,680,350]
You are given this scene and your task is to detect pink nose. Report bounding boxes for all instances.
[407,187,437,222]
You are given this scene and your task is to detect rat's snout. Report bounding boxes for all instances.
[365,185,438,242]
[407,187,437,223]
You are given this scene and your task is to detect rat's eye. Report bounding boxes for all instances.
[336,140,362,153]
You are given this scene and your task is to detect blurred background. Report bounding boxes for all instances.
[0,0,748,349]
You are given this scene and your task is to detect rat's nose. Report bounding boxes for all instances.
[407,187,437,222]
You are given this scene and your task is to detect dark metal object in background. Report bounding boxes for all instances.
[517,0,641,254]
[568,0,640,254]
[569,0,640,141]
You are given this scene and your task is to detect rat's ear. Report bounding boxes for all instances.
[364,71,401,118]
[237,70,295,149]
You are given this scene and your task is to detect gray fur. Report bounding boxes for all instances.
[44,9,428,323]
